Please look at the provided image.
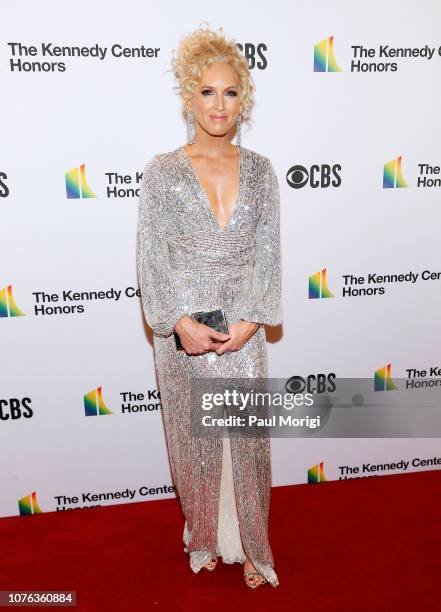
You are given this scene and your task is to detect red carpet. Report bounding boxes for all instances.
[1,470,440,611]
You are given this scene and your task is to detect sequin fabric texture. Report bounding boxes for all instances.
[136,144,282,587]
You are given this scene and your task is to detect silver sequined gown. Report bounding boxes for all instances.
[136,144,282,587]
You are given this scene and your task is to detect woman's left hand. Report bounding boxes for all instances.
[214,320,260,355]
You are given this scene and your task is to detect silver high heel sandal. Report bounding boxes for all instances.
[243,571,268,589]
[203,556,218,572]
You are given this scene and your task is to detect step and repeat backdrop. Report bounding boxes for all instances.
[2,1,441,518]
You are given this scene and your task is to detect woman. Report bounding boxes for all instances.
[136,24,282,589]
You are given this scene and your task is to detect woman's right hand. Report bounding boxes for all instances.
[174,316,231,356]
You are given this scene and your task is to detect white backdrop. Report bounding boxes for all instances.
[1,0,440,518]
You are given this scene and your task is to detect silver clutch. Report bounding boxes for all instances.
[174,308,229,351]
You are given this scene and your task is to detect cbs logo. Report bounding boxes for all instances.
[235,43,268,69]
[0,398,33,420]
[286,164,342,189]
[285,374,336,394]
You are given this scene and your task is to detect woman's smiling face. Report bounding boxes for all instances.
[188,62,242,139]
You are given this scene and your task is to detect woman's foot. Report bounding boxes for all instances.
[203,556,218,571]
[243,557,268,589]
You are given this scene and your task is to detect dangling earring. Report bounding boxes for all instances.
[186,108,195,144]
[236,113,242,146]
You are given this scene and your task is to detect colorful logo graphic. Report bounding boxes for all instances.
[314,35,342,72]
[84,386,112,416]
[309,269,334,299]
[18,491,42,515]
[374,363,397,391]
[308,461,327,483]
[65,164,96,199]
[383,156,409,189]
[0,284,25,317]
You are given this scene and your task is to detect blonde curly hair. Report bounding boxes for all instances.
[171,22,255,125]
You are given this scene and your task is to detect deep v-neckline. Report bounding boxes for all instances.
[180,144,243,232]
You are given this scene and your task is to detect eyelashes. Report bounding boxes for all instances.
[201,89,238,96]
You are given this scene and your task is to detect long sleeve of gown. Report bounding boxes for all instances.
[238,158,283,326]
[136,155,188,337]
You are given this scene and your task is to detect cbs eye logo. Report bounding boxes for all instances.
[286,164,342,189]
[285,374,336,394]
